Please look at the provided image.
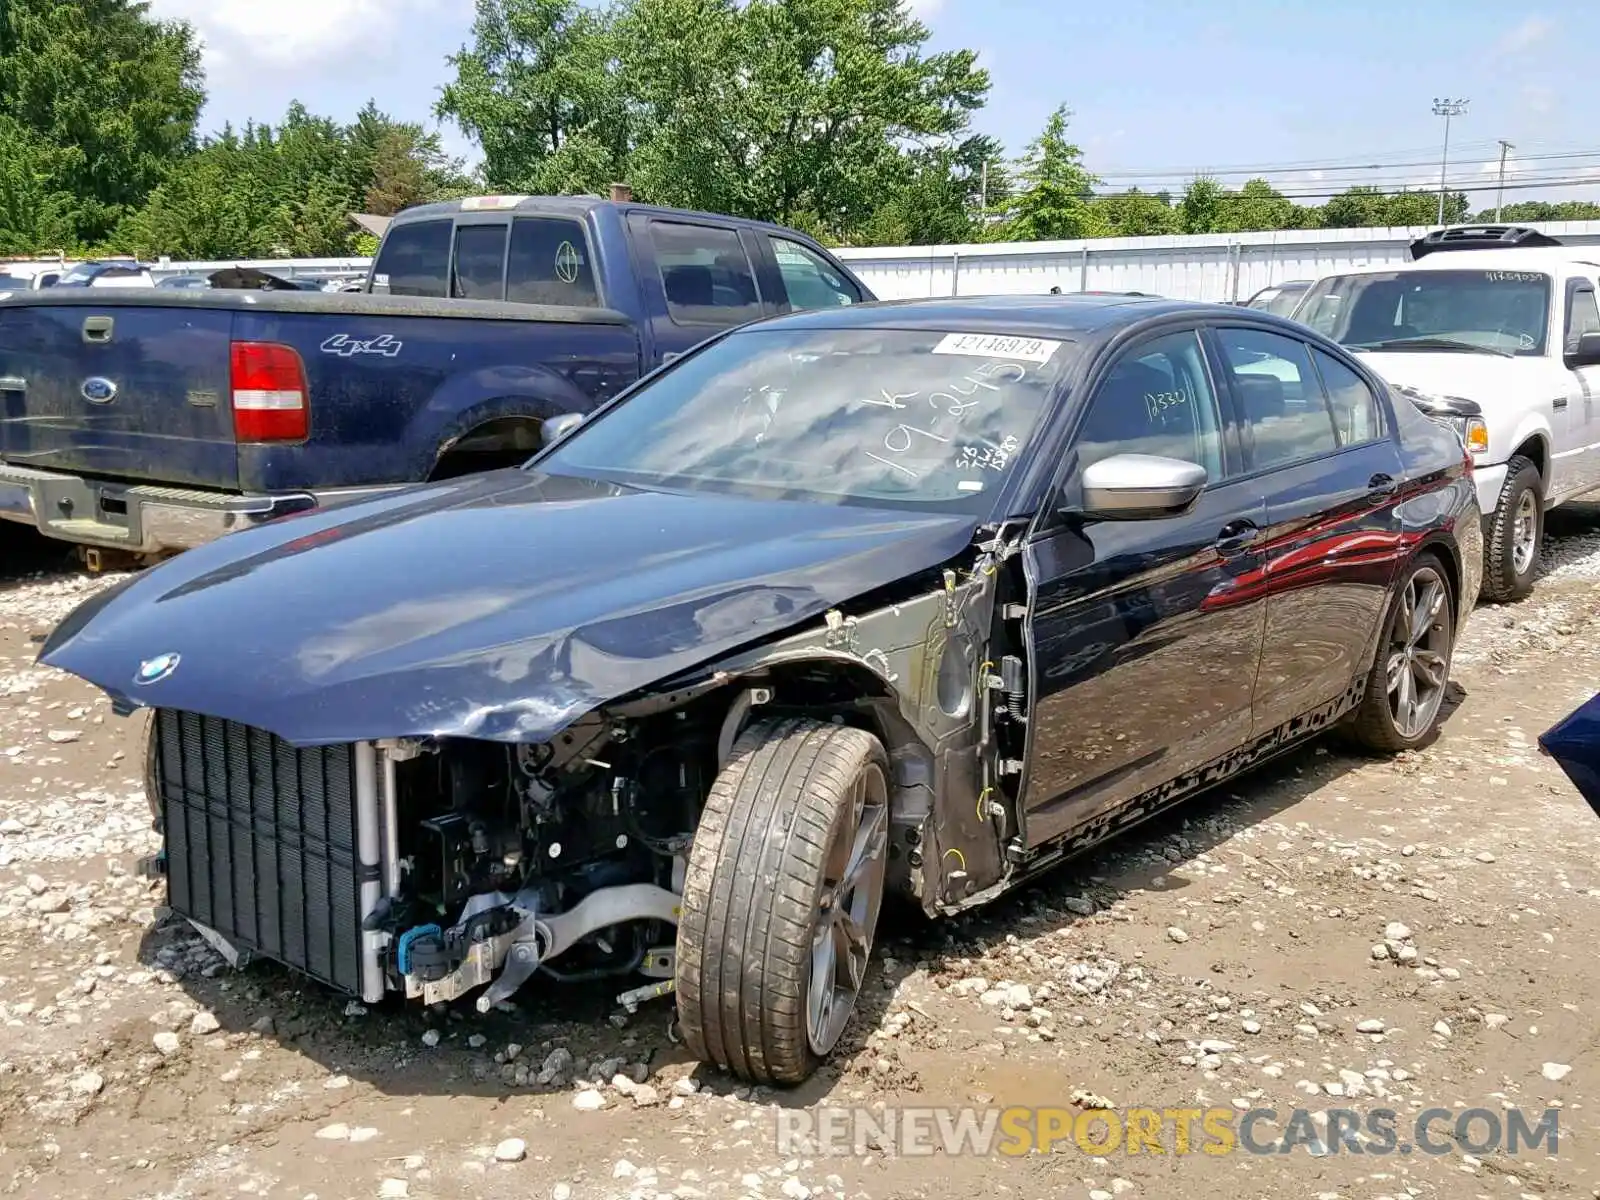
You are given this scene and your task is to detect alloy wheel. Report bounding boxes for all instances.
[1385,564,1452,740]
[806,762,889,1056]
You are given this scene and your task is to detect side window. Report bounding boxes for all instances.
[1075,329,1226,483]
[648,220,763,327]
[769,236,859,310]
[1566,280,1600,354]
[1310,347,1384,445]
[506,217,600,307]
[451,223,508,299]
[1216,327,1338,470]
[373,219,452,297]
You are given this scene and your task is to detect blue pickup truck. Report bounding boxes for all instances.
[0,196,873,562]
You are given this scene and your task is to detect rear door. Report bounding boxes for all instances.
[624,214,767,367]
[0,300,240,489]
[1207,323,1406,736]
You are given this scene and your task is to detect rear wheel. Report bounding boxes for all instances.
[676,717,890,1085]
[1346,553,1456,752]
[1480,455,1543,603]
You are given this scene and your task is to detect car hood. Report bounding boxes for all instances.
[1353,351,1553,404]
[39,469,981,746]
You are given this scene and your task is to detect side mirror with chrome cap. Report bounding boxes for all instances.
[542,412,586,445]
[1076,453,1208,520]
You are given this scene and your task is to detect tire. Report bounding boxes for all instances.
[137,707,162,834]
[1480,454,1543,603]
[1345,552,1456,753]
[676,716,891,1086]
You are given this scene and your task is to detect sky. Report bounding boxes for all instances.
[144,0,1600,210]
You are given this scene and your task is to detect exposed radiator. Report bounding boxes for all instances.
[151,709,369,995]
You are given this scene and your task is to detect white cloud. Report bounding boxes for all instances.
[148,0,438,69]
[1496,15,1553,54]
[905,0,945,16]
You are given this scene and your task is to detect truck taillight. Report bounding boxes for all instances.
[230,341,308,442]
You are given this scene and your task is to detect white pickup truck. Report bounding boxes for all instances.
[1291,225,1600,602]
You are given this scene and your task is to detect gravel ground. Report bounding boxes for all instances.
[4,511,1600,1200]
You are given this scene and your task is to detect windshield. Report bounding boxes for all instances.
[539,326,1075,513]
[1249,284,1306,317]
[1295,268,1551,356]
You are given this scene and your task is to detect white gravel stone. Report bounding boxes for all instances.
[420,1029,441,1048]
[1541,1062,1572,1082]
[315,1124,351,1141]
[189,1011,220,1035]
[378,1180,408,1199]
[1355,1019,1386,1034]
[494,1138,527,1162]
[1166,927,1189,943]
[1384,922,1412,942]
[68,1071,104,1096]
[152,1031,180,1055]
[573,1088,606,1110]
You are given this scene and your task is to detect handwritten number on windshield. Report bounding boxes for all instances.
[860,360,1030,484]
[883,423,949,453]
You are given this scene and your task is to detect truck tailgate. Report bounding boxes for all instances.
[0,302,240,489]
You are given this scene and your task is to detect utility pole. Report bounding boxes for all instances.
[980,159,988,212]
[1495,139,1514,221]
[1432,98,1468,225]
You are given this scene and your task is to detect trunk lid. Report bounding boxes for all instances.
[0,300,240,489]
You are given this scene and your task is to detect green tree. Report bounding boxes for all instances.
[1009,105,1098,240]
[1091,188,1179,237]
[435,0,628,195]
[0,115,82,254]
[1178,176,1225,234]
[0,0,203,244]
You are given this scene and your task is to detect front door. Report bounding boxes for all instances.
[1209,325,1407,733]
[1560,275,1600,496]
[1021,327,1269,849]
[624,214,768,369]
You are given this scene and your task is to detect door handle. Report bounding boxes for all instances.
[1367,472,1397,496]
[1214,519,1259,554]
[82,316,114,344]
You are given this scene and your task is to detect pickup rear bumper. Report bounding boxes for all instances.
[0,463,397,554]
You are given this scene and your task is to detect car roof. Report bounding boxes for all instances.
[740,293,1245,338]
[1321,247,1600,278]
[387,194,830,240]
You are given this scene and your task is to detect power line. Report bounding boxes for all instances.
[1092,174,1600,204]
[1091,146,1600,186]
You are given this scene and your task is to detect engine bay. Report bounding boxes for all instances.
[370,704,721,1013]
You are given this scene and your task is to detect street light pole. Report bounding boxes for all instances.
[1432,98,1468,225]
[1495,139,1514,221]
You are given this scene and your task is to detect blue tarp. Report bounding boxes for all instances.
[1539,693,1600,818]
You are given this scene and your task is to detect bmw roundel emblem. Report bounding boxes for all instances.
[135,653,181,686]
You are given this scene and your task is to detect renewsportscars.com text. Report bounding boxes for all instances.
[775,1105,1561,1158]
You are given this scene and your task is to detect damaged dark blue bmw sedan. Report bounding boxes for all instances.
[39,295,1482,1085]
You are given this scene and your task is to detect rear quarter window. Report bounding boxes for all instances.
[507,217,601,307]
[374,219,453,297]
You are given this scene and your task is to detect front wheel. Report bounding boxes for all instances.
[1480,455,1543,603]
[675,717,890,1086]
[1345,553,1456,752]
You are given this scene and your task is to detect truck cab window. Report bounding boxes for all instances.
[507,217,601,306]
[451,224,508,300]
[769,237,859,310]
[374,219,452,297]
[648,221,763,327]
[1566,282,1600,352]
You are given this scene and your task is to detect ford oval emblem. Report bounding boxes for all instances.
[135,653,181,686]
[81,377,117,404]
